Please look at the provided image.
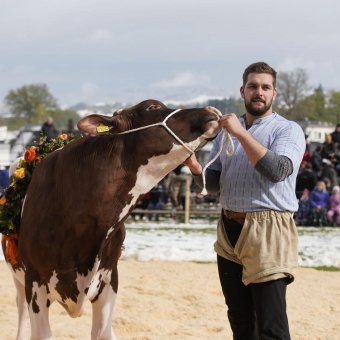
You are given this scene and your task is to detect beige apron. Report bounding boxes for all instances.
[214,210,299,285]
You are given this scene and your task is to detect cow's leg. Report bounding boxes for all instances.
[13,276,29,340]
[26,281,52,340]
[91,267,118,340]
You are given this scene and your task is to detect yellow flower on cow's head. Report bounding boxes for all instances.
[13,168,25,179]
[0,195,6,205]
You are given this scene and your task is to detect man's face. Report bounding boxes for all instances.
[240,73,277,116]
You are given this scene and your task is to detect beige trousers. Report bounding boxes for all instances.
[214,210,299,285]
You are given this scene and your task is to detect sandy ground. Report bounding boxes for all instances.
[0,260,339,340]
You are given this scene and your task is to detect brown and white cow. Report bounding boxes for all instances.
[4,99,221,339]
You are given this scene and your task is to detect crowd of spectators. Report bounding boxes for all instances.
[131,165,194,221]
[295,124,340,226]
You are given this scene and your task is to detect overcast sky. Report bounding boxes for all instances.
[1,0,339,108]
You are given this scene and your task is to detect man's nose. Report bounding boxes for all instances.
[255,87,264,96]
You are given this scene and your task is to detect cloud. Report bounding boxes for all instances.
[1,0,340,105]
[87,29,113,44]
[152,72,211,89]
[277,57,317,72]
[81,82,101,103]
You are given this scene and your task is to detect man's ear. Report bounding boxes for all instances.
[240,86,245,99]
[273,87,277,101]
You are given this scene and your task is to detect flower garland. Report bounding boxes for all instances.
[0,133,75,237]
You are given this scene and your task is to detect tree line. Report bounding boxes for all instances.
[0,84,80,130]
[1,67,340,130]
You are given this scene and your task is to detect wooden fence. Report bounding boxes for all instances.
[132,177,221,223]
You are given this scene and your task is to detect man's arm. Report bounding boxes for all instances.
[255,150,293,182]
[219,113,294,182]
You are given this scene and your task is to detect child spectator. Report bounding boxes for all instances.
[295,189,310,226]
[309,180,330,226]
[327,185,340,226]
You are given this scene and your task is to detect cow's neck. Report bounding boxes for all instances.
[106,144,189,237]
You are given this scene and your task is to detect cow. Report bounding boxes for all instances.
[3,99,221,339]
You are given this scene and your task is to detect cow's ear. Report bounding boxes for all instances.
[77,114,115,136]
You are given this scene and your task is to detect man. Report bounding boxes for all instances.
[41,116,59,141]
[185,62,305,339]
[331,123,340,145]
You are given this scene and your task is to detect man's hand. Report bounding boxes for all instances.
[220,113,267,166]
[183,154,202,176]
[219,113,246,138]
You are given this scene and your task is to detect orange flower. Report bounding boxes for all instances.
[24,146,36,163]
[59,133,68,140]
[0,195,6,205]
[13,168,25,179]
[2,234,19,265]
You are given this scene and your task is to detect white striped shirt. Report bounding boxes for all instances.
[208,112,305,212]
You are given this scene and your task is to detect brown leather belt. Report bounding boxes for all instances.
[223,209,247,220]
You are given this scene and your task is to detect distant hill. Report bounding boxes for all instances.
[68,102,125,117]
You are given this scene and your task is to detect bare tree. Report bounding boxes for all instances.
[276,68,310,116]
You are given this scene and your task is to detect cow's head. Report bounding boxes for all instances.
[77,99,221,155]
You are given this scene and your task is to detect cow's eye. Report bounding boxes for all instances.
[146,104,162,111]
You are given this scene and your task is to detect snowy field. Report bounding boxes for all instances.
[1,220,340,267]
[121,220,340,267]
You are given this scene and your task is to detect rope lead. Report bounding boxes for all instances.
[201,129,234,195]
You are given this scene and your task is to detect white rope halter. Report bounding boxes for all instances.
[111,108,234,195]
[114,109,193,154]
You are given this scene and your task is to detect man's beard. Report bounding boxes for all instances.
[244,98,273,116]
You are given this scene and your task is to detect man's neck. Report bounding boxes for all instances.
[245,110,273,126]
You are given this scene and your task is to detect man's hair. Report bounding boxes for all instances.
[242,62,277,87]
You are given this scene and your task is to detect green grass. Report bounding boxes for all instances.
[312,266,340,272]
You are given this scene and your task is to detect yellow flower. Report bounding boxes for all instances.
[0,195,6,205]
[13,168,25,179]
